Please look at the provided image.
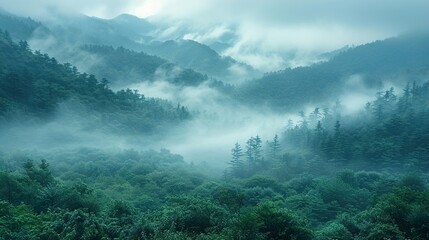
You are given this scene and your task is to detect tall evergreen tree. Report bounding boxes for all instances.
[230,143,244,177]
[253,136,263,164]
[268,134,281,160]
[246,136,263,167]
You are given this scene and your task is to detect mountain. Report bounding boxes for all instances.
[0,10,252,85]
[236,33,429,111]
[0,9,49,41]
[0,30,189,134]
[141,39,258,81]
[0,11,211,89]
[78,45,209,88]
[108,14,156,43]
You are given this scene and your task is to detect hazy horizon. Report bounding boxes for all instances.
[2,0,429,72]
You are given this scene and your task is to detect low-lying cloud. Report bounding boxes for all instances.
[145,0,428,71]
[122,79,289,165]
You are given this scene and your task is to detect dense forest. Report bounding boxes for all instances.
[236,33,429,111]
[1,5,429,240]
[0,31,190,134]
[0,10,47,41]
[1,88,429,239]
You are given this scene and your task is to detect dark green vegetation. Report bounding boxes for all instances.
[1,98,429,240]
[237,33,429,111]
[1,39,429,237]
[0,31,189,134]
[0,11,213,89]
[283,82,429,168]
[225,82,429,239]
[1,9,429,240]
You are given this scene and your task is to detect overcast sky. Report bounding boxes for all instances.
[1,0,428,71]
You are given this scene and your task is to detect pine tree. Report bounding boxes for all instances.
[269,134,281,160]
[246,137,255,164]
[332,120,344,159]
[253,136,263,164]
[246,136,263,167]
[229,143,244,177]
[314,121,324,150]
[309,107,321,127]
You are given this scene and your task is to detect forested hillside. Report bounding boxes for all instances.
[1,3,429,240]
[141,39,258,80]
[0,10,256,83]
[79,45,208,87]
[0,10,47,40]
[0,11,247,90]
[284,82,429,168]
[228,82,429,179]
[1,88,429,239]
[237,33,429,111]
[0,31,189,133]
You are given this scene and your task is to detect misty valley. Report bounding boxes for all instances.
[1,5,429,240]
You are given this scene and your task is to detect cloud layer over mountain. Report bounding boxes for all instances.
[2,0,428,71]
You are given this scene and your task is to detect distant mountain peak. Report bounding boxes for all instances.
[112,13,145,22]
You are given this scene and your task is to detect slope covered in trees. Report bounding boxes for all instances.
[0,30,190,134]
[80,45,209,87]
[282,81,429,168]
[228,81,429,179]
[0,10,256,83]
[0,10,48,41]
[1,8,429,240]
[2,68,426,239]
[223,82,429,239]
[236,33,429,111]
[141,39,258,81]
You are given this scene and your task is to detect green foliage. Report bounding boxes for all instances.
[243,176,284,194]
[0,148,428,239]
[236,33,429,111]
[399,174,425,191]
[254,201,313,240]
[316,222,353,240]
[154,196,228,236]
[0,172,23,204]
[284,81,429,168]
[1,17,429,240]
[45,209,104,240]
[0,31,190,133]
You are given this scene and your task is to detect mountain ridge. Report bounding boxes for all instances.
[236,33,429,111]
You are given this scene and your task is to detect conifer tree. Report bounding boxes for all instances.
[230,143,244,177]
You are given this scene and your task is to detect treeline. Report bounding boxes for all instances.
[0,11,45,40]
[1,147,428,239]
[228,81,429,178]
[228,135,281,178]
[236,33,429,111]
[222,81,429,239]
[284,81,429,168]
[0,149,313,240]
[0,30,190,133]
[1,78,428,239]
